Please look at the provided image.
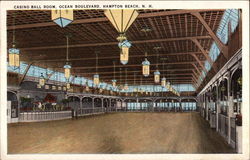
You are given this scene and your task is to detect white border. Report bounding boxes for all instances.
[0,1,249,160]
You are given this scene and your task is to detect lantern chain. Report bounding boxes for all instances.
[113,61,116,80]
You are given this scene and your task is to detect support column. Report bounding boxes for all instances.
[206,93,209,121]
[203,94,206,118]
[216,84,220,132]
[17,90,21,119]
[227,73,233,144]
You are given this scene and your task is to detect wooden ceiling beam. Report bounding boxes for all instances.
[64,61,202,69]
[31,51,202,62]
[72,68,194,74]
[191,63,202,76]
[191,12,228,59]
[77,72,194,76]
[190,53,207,73]
[191,38,213,65]
[92,75,193,79]
[7,9,225,30]
[20,35,211,51]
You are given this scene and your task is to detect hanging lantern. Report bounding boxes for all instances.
[8,47,20,67]
[9,13,20,68]
[86,86,89,92]
[166,83,170,90]
[104,9,138,65]
[118,40,132,65]
[142,58,150,77]
[99,88,103,93]
[51,10,73,27]
[66,83,70,89]
[112,79,117,87]
[161,77,166,87]
[39,73,45,86]
[37,84,41,89]
[104,9,139,41]
[237,77,242,86]
[64,64,71,79]
[169,86,172,92]
[63,86,66,91]
[52,85,56,90]
[154,70,160,83]
[124,83,129,90]
[140,90,143,94]
[93,74,100,86]
[45,85,50,90]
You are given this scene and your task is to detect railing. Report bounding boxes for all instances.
[218,114,228,139]
[209,111,216,128]
[218,114,237,148]
[77,107,105,117]
[19,110,72,122]
[126,108,149,112]
[230,117,236,147]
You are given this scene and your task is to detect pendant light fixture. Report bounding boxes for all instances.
[142,52,150,77]
[64,35,71,80]
[104,9,139,41]
[66,82,70,90]
[112,61,117,87]
[51,9,73,27]
[63,86,66,91]
[85,80,90,92]
[9,12,20,68]
[154,47,161,83]
[161,58,167,87]
[119,40,132,65]
[104,9,139,65]
[141,27,151,77]
[39,73,45,87]
[93,51,100,86]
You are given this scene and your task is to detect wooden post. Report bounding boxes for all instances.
[227,73,232,144]
[216,84,220,132]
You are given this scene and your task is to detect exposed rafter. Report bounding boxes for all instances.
[7,9,225,30]
[20,36,211,51]
[191,12,228,59]
[191,38,213,65]
[23,51,203,62]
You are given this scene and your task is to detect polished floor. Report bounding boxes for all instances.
[8,112,234,154]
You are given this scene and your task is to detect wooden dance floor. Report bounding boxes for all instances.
[8,112,234,154]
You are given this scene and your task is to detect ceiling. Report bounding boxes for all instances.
[7,9,225,87]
